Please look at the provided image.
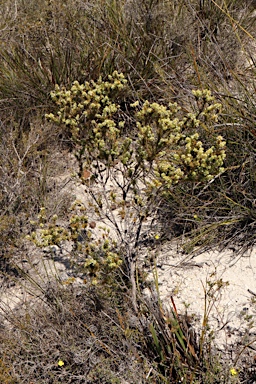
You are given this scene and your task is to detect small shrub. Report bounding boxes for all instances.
[42,71,226,312]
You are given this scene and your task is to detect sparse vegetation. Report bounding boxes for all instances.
[0,0,256,382]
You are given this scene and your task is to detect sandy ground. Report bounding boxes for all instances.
[147,244,256,351]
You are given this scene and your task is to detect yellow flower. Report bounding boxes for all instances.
[58,360,65,367]
[230,368,238,376]
[155,234,160,240]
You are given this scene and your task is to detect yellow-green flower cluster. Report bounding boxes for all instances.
[154,161,185,187]
[69,214,88,241]
[28,208,69,247]
[46,72,226,191]
[84,257,99,272]
[135,101,183,163]
[132,93,226,186]
[192,89,214,102]
[38,226,69,247]
[28,215,69,248]
[172,133,226,181]
[81,235,122,284]
[183,90,222,130]
[45,71,128,166]
[105,251,123,269]
[45,71,126,130]
[27,204,122,284]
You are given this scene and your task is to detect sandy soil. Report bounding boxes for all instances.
[147,244,256,351]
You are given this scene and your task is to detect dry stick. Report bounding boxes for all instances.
[234,336,256,366]
[248,288,256,297]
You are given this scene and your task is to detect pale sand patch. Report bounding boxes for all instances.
[147,244,256,350]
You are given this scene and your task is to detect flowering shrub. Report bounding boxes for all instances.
[44,72,226,310]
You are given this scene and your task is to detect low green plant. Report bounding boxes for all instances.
[146,299,199,382]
